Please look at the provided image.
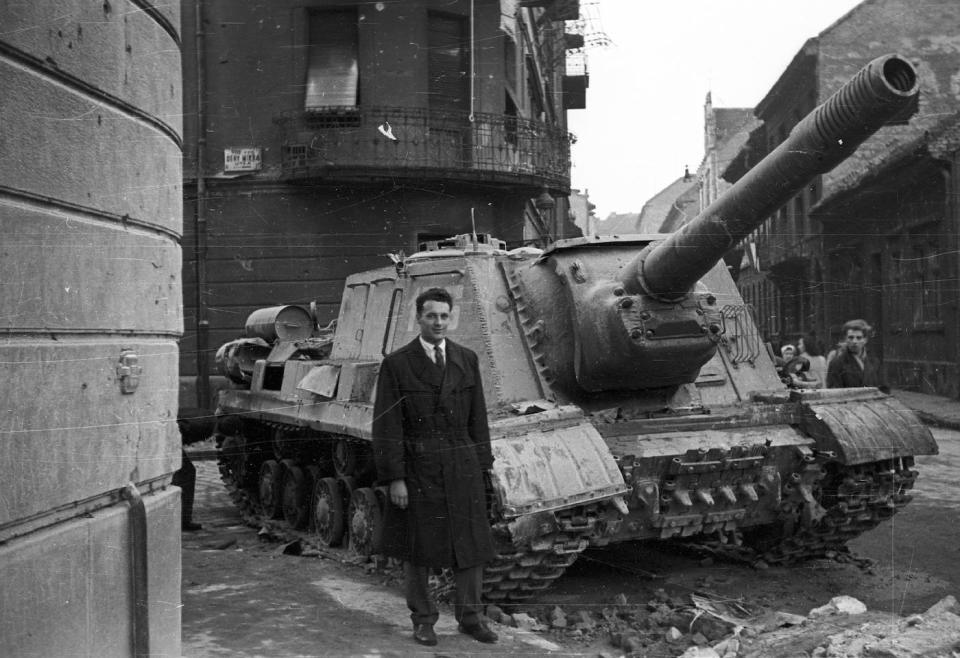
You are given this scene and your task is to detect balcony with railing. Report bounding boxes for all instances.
[275,106,572,192]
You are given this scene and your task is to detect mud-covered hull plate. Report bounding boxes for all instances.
[491,420,627,518]
[798,388,938,464]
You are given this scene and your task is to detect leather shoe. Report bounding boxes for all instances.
[458,622,497,644]
[412,624,437,646]
[182,521,203,532]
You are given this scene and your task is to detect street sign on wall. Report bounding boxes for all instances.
[224,147,262,172]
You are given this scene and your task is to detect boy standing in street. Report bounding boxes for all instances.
[826,319,888,392]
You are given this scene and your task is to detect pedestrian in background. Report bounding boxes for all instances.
[798,332,827,389]
[780,344,797,361]
[776,343,796,385]
[826,319,888,392]
[174,407,215,531]
[780,341,819,389]
[372,287,498,648]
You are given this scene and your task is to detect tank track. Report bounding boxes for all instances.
[713,457,918,565]
[217,418,920,588]
[215,431,263,521]
[214,424,380,569]
[482,507,597,604]
[214,420,594,603]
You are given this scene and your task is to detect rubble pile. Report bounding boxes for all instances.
[271,521,957,657]
[738,595,960,658]
[484,591,960,657]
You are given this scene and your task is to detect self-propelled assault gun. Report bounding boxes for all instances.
[214,54,937,602]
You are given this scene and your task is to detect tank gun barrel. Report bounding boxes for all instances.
[623,54,919,301]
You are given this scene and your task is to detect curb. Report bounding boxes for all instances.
[910,410,960,433]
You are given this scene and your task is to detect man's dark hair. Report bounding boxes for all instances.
[416,287,454,316]
[842,318,872,335]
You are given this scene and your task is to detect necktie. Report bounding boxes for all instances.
[434,345,445,370]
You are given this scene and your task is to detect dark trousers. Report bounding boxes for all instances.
[171,450,196,525]
[404,562,483,628]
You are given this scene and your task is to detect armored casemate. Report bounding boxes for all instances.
[214,55,937,602]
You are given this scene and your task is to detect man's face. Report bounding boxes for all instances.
[417,300,451,345]
[845,329,867,355]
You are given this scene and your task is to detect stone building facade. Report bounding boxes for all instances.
[179,0,585,406]
[1,2,182,654]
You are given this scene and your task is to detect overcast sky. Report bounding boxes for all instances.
[568,0,864,219]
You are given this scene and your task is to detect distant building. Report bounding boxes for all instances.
[180,0,586,406]
[641,173,698,234]
[595,211,640,235]
[569,188,597,236]
[698,96,759,214]
[692,98,764,288]
[658,182,701,234]
[639,99,756,238]
[723,0,960,397]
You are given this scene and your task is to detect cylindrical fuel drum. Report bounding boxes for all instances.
[245,305,315,342]
[0,3,182,656]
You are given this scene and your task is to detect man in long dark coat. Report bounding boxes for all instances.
[372,287,498,647]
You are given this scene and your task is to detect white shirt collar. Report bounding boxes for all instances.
[419,336,446,362]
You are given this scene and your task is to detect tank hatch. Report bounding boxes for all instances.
[408,233,507,261]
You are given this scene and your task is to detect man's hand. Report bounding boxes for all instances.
[389,479,408,509]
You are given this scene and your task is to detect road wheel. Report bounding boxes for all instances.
[219,435,251,485]
[281,460,310,529]
[216,432,263,517]
[258,459,283,519]
[348,487,384,556]
[313,477,346,547]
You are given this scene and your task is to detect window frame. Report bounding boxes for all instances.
[304,8,360,110]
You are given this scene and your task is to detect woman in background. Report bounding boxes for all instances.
[798,332,827,389]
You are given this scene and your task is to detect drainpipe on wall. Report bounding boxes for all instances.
[469,0,475,122]
[945,160,960,393]
[194,0,211,409]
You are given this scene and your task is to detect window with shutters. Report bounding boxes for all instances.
[428,12,469,113]
[305,9,359,109]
